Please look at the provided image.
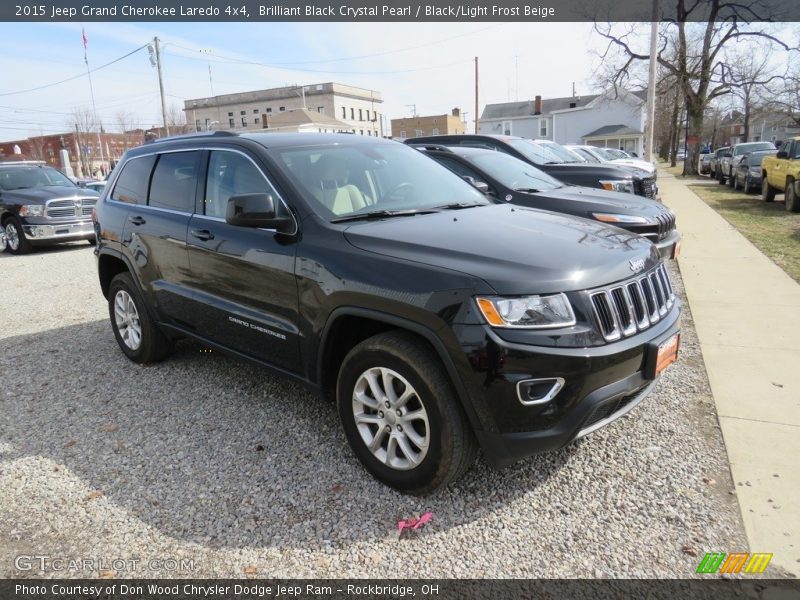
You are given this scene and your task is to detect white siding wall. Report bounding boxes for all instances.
[555,97,644,145]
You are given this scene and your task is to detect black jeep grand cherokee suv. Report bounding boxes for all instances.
[94,132,680,494]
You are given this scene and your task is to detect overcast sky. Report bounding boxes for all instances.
[0,21,618,141]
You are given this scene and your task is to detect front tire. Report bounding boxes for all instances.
[337,331,477,495]
[717,170,726,185]
[743,176,752,194]
[762,179,776,202]
[787,181,800,213]
[108,272,172,364]
[733,173,741,190]
[3,217,32,255]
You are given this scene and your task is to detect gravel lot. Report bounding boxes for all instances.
[0,242,750,578]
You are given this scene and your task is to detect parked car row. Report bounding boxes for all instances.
[704,137,799,212]
[91,131,681,494]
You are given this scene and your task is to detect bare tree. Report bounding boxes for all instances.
[67,106,98,175]
[726,47,780,141]
[165,102,191,134]
[768,65,800,128]
[114,110,141,151]
[595,2,796,174]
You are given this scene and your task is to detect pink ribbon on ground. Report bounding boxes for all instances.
[397,512,434,535]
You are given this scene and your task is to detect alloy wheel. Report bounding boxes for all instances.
[113,290,142,351]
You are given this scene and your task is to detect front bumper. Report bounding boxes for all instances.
[654,229,682,260]
[22,220,94,242]
[455,304,680,468]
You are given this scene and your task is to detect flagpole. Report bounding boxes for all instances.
[83,28,105,175]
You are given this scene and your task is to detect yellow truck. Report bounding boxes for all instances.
[761,136,800,212]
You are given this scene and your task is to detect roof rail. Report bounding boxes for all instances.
[406,143,455,153]
[150,130,239,144]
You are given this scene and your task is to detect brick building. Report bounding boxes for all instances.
[391,108,466,140]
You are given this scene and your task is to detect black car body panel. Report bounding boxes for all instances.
[413,145,679,259]
[95,132,680,469]
[405,134,658,199]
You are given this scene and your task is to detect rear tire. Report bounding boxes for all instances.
[733,173,741,191]
[337,331,477,495]
[762,179,776,202]
[717,170,726,185]
[786,181,800,213]
[108,272,173,364]
[3,217,32,255]
[727,170,735,187]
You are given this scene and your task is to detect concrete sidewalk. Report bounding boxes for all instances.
[659,171,800,575]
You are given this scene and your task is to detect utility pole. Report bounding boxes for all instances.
[154,37,169,136]
[644,0,659,162]
[82,28,104,171]
[474,57,479,134]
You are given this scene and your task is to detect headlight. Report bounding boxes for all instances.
[476,293,576,329]
[18,205,45,216]
[592,212,651,225]
[600,179,635,194]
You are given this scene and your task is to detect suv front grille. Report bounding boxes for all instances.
[635,176,657,199]
[46,197,97,219]
[589,263,675,342]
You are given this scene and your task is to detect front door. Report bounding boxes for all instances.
[186,149,301,372]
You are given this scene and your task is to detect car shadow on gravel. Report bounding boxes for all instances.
[0,319,574,551]
[0,241,95,260]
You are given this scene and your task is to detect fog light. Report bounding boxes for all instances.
[517,377,565,406]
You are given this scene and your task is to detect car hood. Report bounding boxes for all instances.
[0,185,97,203]
[527,186,669,218]
[343,203,659,295]
[610,159,656,173]
[543,163,639,180]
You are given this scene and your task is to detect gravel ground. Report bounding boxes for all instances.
[0,242,752,578]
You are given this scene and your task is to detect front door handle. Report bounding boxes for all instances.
[191,229,215,241]
[128,215,146,226]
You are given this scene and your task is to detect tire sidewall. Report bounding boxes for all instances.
[787,182,799,212]
[337,345,449,492]
[4,217,32,254]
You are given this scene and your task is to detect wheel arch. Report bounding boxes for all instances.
[98,250,134,299]
[317,307,483,432]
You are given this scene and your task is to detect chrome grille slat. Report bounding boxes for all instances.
[589,265,676,341]
[45,197,96,219]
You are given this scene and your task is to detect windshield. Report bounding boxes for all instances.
[735,142,775,155]
[536,141,583,163]
[0,165,76,191]
[470,152,562,192]
[271,142,488,221]
[506,139,565,164]
[745,151,775,166]
[605,149,628,159]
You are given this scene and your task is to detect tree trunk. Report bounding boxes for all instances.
[743,105,751,142]
[685,104,705,176]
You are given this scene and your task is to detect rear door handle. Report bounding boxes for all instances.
[190,229,215,241]
[128,215,146,226]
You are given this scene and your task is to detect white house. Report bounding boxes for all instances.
[479,89,648,155]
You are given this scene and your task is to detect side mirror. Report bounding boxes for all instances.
[777,151,788,159]
[462,175,490,194]
[226,193,291,231]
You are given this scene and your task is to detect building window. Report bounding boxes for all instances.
[205,118,210,129]
[266,107,272,113]
[254,117,260,124]
[367,130,371,136]
[502,121,512,135]
[240,110,246,116]
[241,117,247,127]
[342,107,346,119]
[253,109,259,114]
[539,118,548,137]
[415,129,423,136]
[432,128,440,135]
[317,106,325,114]
[228,112,233,117]
[359,109,363,121]
[228,118,235,128]
[279,106,285,112]
[400,130,406,138]
[360,130,364,136]
[195,119,201,132]
[350,108,355,120]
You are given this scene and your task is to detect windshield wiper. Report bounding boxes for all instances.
[514,188,541,193]
[434,202,484,210]
[331,208,437,223]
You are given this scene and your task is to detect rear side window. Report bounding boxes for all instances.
[110,155,156,204]
[149,152,200,212]
[435,156,482,180]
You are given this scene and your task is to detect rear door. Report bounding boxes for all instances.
[121,150,199,328]
[185,148,301,371]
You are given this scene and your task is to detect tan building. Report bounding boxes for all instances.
[184,82,383,137]
[391,108,466,140]
[260,108,354,134]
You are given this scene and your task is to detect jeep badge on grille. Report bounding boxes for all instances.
[629,258,646,272]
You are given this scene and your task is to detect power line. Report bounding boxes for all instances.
[168,26,498,67]
[0,43,150,97]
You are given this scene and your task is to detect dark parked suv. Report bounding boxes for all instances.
[411,143,680,259]
[94,132,681,494]
[0,160,99,254]
[406,134,658,200]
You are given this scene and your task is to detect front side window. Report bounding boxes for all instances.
[148,151,199,212]
[506,139,563,165]
[471,152,562,192]
[271,142,488,220]
[110,155,156,204]
[204,151,276,219]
